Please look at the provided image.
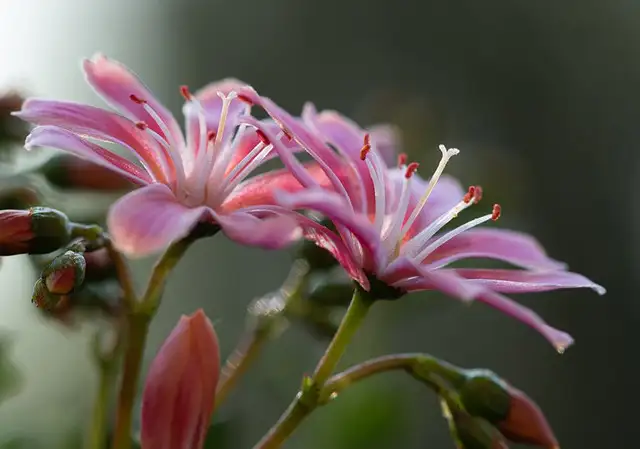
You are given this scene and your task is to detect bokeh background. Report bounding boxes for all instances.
[0,0,635,448]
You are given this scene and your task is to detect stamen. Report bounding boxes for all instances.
[405,162,419,178]
[135,121,148,130]
[129,94,146,104]
[180,85,193,101]
[281,128,293,141]
[256,129,269,144]
[360,144,371,161]
[400,144,460,236]
[412,210,496,263]
[237,94,253,105]
[491,204,501,221]
[222,144,274,196]
[397,153,408,167]
[207,131,216,142]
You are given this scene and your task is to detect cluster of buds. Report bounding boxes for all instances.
[32,248,86,312]
[439,368,558,449]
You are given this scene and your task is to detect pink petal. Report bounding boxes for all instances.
[274,188,382,268]
[222,163,330,213]
[107,184,212,257]
[236,88,358,205]
[211,210,302,250]
[26,126,151,185]
[385,257,485,301]
[16,98,169,182]
[367,124,400,167]
[83,54,184,147]
[184,78,252,159]
[475,289,575,352]
[422,229,567,270]
[452,268,606,295]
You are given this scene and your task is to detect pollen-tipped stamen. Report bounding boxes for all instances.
[360,135,387,234]
[412,203,502,263]
[401,145,460,236]
[402,185,482,258]
[382,161,419,253]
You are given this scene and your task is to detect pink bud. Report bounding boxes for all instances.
[141,309,221,449]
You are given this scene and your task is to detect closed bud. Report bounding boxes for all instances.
[0,207,73,256]
[37,155,136,192]
[141,309,220,449]
[83,248,116,282]
[446,406,509,449]
[31,278,66,311]
[459,369,558,448]
[42,250,86,295]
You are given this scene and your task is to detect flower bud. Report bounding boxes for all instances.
[83,248,116,282]
[459,369,558,448]
[0,91,27,145]
[37,155,136,192]
[307,272,354,307]
[296,218,339,271]
[446,406,509,449]
[141,309,220,449]
[41,250,86,295]
[0,207,72,256]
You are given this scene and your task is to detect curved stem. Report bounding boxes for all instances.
[110,237,195,449]
[104,239,136,311]
[253,287,373,449]
[215,260,310,409]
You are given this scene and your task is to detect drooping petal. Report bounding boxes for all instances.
[453,268,606,295]
[107,184,212,257]
[422,229,567,270]
[274,188,382,268]
[26,126,151,185]
[211,210,301,250]
[474,290,574,352]
[16,99,168,181]
[83,54,184,147]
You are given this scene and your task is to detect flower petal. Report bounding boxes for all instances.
[83,54,184,147]
[367,124,400,167]
[16,98,168,181]
[26,126,151,185]
[211,210,302,250]
[475,289,574,352]
[222,163,330,213]
[274,188,382,268]
[453,268,606,295]
[422,229,567,270]
[107,184,211,257]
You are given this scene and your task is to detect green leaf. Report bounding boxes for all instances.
[0,333,23,404]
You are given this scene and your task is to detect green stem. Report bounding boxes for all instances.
[110,238,195,449]
[87,332,122,449]
[215,260,310,409]
[253,287,373,449]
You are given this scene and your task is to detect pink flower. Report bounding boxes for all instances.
[15,54,309,256]
[236,88,605,352]
[141,309,220,449]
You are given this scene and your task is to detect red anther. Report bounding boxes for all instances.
[473,185,483,202]
[463,185,476,203]
[404,162,419,178]
[256,129,270,144]
[180,85,192,100]
[207,130,216,142]
[129,94,146,104]
[491,204,501,221]
[281,128,293,141]
[363,133,371,146]
[360,145,371,161]
[397,153,408,167]
[237,94,253,105]
[135,121,148,130]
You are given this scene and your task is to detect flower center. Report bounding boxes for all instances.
[359,138,501,266]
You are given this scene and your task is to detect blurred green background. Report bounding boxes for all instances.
[0,0,634,448]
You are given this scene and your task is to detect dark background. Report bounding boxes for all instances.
[0,1,634,448]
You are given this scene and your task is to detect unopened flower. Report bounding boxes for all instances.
[141,309,220,449]
[236,89,605,351]
[458,370,558,448]
[442,399,509,449]
[15,54,312,256]
[41,249,86,295]
[0,207,72,255]
[37,154,136,192]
